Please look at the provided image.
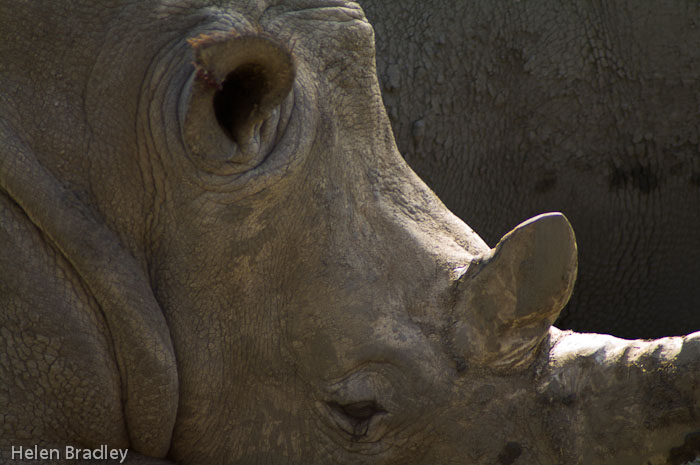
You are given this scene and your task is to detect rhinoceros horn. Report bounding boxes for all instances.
[453,212,578,370]
[542,328,700,464]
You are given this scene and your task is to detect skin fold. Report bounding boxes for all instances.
[1,1,699,464]
[361,0,700,339]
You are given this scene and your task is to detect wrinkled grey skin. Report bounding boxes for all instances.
[1,2,699,465]
[361,0,700,339]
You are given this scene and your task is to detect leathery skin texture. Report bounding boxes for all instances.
[362,0,700,339]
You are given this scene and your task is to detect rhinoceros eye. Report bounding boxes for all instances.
[328,400,386,438]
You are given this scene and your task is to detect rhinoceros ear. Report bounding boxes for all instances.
[453,213,577,371]
[182,32,295,170]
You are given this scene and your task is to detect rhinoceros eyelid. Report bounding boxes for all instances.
[329,400,386,421]
[326,400,387,439]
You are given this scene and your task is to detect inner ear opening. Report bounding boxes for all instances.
[213,63,269,144]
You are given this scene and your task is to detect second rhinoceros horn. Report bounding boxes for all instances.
[452,213,578,371]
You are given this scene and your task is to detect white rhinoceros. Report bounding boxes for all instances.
[1,1,698,464]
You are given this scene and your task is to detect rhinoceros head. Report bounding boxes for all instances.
[1,1,698,465]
